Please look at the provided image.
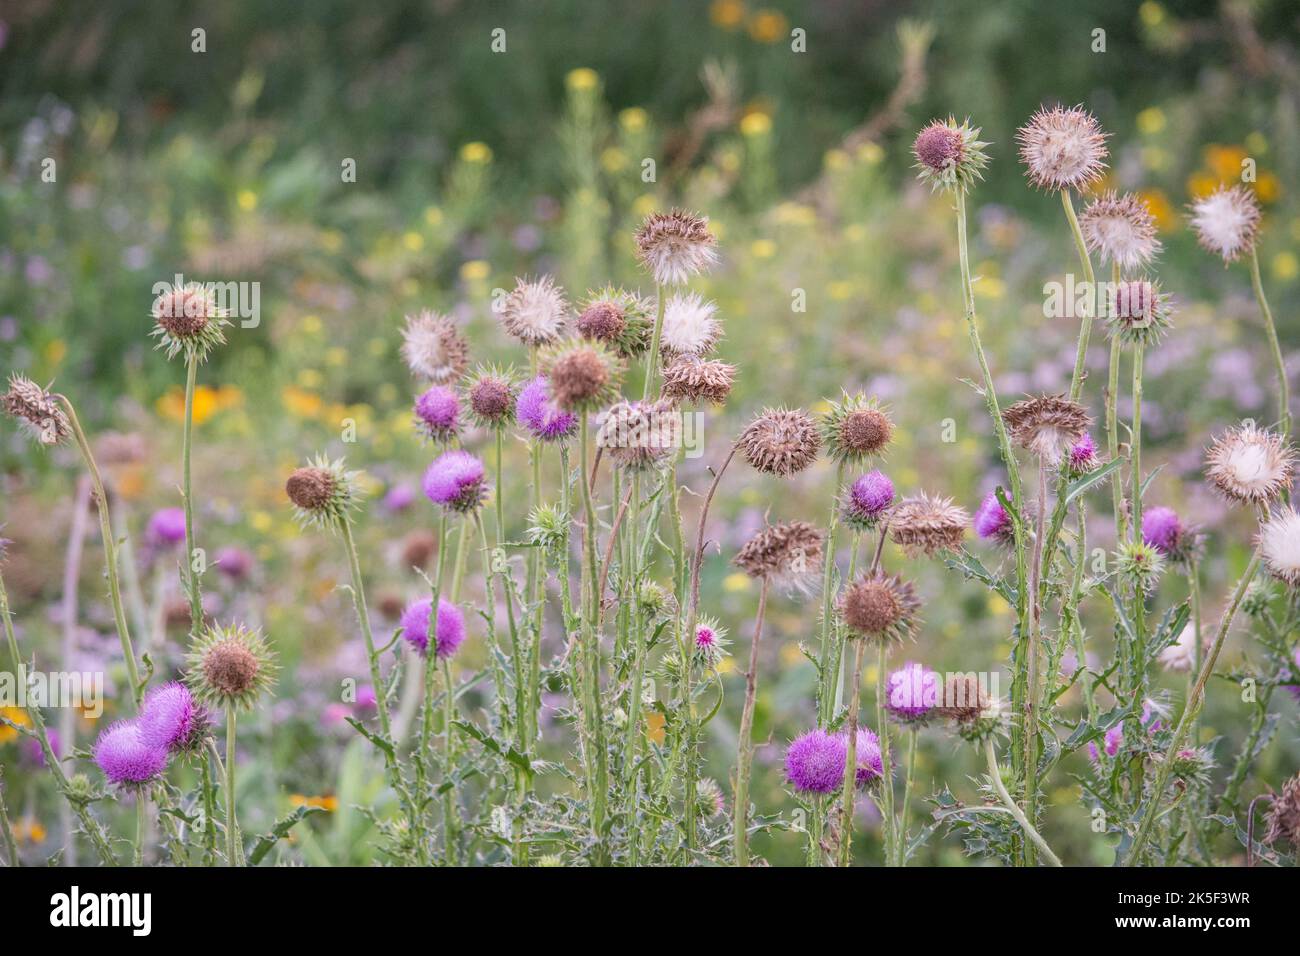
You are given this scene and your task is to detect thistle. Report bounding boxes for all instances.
[499,275,569,347]
[538,338,624,413]
[1204,423,1294,506]
[661,357,736,406]
[1003,394,1093,465]
[912,117,990,194]
[1258,508,1300,585]
[889,493,969,557]
[840,470,895,530]
[400,309,469,384]
[185,623,277,712]
[423,449,489,513]
[839,571,921,644]
[2,374,71,446]
[286,455,363,531]
[1189,185,1261,265]
[1104,279,1173,348]
[465,365,517,429]
[1016,105,1108,192]
[733,520,825,588]
[737,407,822,477]
[634,209,719,286]
[413,385,462,443]
[150,281,230,362]
[820,393,893,462]
[659,292,722,359]
[1115,540,1165,595]
[576,286,655,357]
[1078,191,1162,272]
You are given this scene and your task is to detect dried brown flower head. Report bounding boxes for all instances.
[400,310,469,384]
[1078,191,1162,271]
[734,520,825,584]
[635,209,719,286]
[933,672,990,723]
[499,275,569,346]
[1189,185,1262,264]
[1265,773,1300,846]
[540,339,624,412]
[3,374,71,446]
[401,530,438,570]
[661,358,736,406]
[1003,394,1093,465]
[889,493,969,556]
[596,400,679,471]
[202,640,260,698]
[1016,105,1108,192]
[738,408,822,477]
[839,571,921,643]
[286,467,336,512]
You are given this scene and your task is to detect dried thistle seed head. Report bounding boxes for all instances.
[1265,773,1300,846]
[538,339,624,412]
[660,292,722,358]
[1258,508,1300,586]
[1114,540,1165,594]
[185,623,277,712]
[820,393,893,461]
[1003,394,1093,465]
[661,357,735,406]
[738,408,821,477]
[3,374,71,446]
[634,208,719,286]
[1105,279,1173,348]
[465,365,517,428]
[839,571,921,643]
[499,275,569,346]
[1189,185,1262,264]
[400,309,469,384]
[576,286,654,357]
[1205,423,1295,506]
[911,117,990,194]
[734,520,825,586]
[150,282,230,361]
[933,672,990,723]
[889,493,969,557]
[596,400,679,472]
[1078,191,1162,271]
[1016,105,1109,192]
[286,454,362,531]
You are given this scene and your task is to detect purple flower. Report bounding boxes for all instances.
[695,625,717,648]
[399,597,466,660]
[784,728,847,795]
[846,727,883,786]
[147,507,187,545]
[383,483,417,513]
[214,546,254,581]
[973,490,1012,541]
[93,721,167,785]
[414,386,461,441]
[355,684,377,711]
[886,661,937,723]
[138,682,199,753]
[423,449,487,512]
[1141,506,1183,557]
[843,470,894,526]
[1068,432,1099,472]
[516,376,577,442]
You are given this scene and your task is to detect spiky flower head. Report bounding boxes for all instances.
[973,490,1014,543]
[526,503,569,557]
[635,579,677,621]
[1258,508,1300,586]
[575,286,654,357]
[1141,506,1194,563]
[1205,422,1295,506]
[738,407,822,477]
[1078,191,1162,271]
[1067,432,1101,476]
[911,117,989,194]
[596,400,679,472]
[934,673,999,737]
[1003,394,1093,465]
[692,615,730,668]
[185,622,277,712]
[150,281,230,361]
[1189,185,1262,264]
[889,493,969,557]
[1105,278,1173,348]
[634,209,719,286]
[820,393,893,462]
[1242,578,1279,618]
[286,455,362,530]
[840,571,921,643]
[1016,105,1108,192]
[1265,773,1300,846]
[138,681,208,756]
[734,519,825,588]
[784,728,847,795]
[886,661,939,726]
[93,721,167,788]
[1167,746,1215,787]
[516,376,578,442]
[841,470,895,531]
[400,309,469,384]
[1115,540,1165,594]
[499,275,569,346]
[696,777,727,817]
[399,596,466,660]
[660,292,722,358]
[423,449,488,513]
[661,357,735,406]
[3,374,70,446]
[413,385,462,443]
[845,727,884,787]
[538,338,624,413]
[465,364,517,429]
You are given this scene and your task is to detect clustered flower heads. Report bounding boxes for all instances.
[1258,508,1300,586]
[465,365,517,429]
[661,357,735,406]
[784,727,884,795]
[634,209,719,286]
[734,519,825,588]
[1003,394,1093,465]
[1016,105,1108,192]
[839,571,921,643]
[841,470,895,530]
[538,338,625,412]
[738,407,822,477]
[889,493,969,556]
[423,449,488,513]
[820,393,893,462]
[1078,191,1162,271]
[912,117,989,194]
[400,309,469,384]
[575,286,654,357]
[185,623,277,711]
[413,385,462,443]
[286,455,363,530]
[1204,422,1295,505]
[150,281,230,361]
[516,375,577,442]
[1189,184,1262,264]
[499,275,569,346]
[1106,279,1174,348]
[596,400,679,472]
[3,374,71,446]
[399,596,466,660]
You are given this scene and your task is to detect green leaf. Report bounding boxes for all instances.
[248,805,326,865]
[1063,458,1124,509]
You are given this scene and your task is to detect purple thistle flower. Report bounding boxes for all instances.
[695,625,717,648]
[784,728,847,795]
[1068,432,1099,472]
[423,449,488,513]
[399,596,466,660]
[843,470,895,527]
[886,660,937,723]
[973,490,1012,541]
[516,375,577,442]
[1141,506,1183,557]
[847,727,883,786]
[147,507,187,545]
[214,546,254,581]
[138,681,198,753]
[414,385,461,442]
[93,720,167,786]
[355,684,377,711]
[383,483,417,513]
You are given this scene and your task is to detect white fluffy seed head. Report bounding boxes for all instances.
[500,275,569,346]
[1016,105,1109,192]
[1205,423,1295,505]
[634,209,719,286]
[1157,623,1201,672]
[1079,191,1162,271]
[660,292,721,357]
[1259,508,1300,585]
[1189,185,1261,264]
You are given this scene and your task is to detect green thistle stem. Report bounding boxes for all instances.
[1106,263,1127,543]
[733,577,769,867]
[1061,189,1097,404]
[224,707,240,865]
[578,411,607,856]
[134,794,147,867]
[643,284,665,400]
[1249,247,1290,439]
[984,737,1061,866]
[877,641,896,866]
[0,767,19,866]
[181,353,204,639]
[817,461,846,725]
[837,637,867,866]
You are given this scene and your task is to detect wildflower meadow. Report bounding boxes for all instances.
[1,0,1299,888]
